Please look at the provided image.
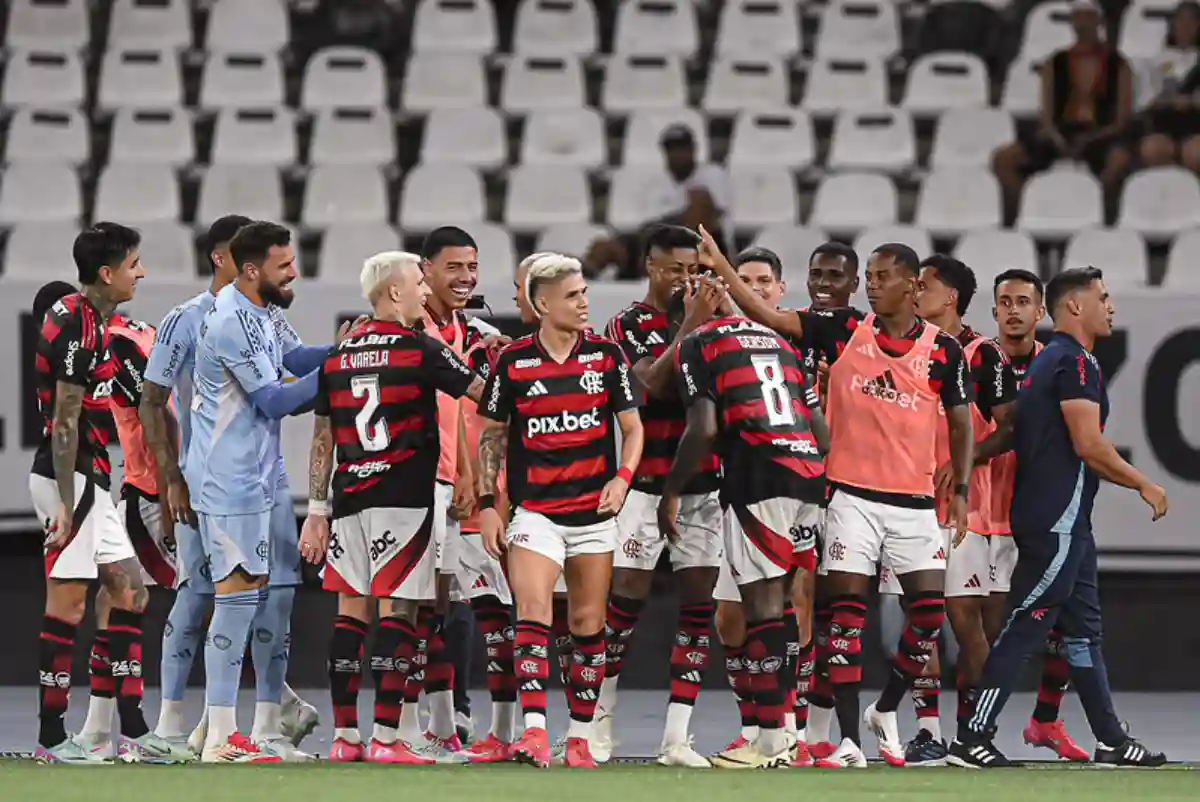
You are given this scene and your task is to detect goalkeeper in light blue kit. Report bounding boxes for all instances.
[186,221,337,763]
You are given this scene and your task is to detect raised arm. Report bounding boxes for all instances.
[697,224,804,342]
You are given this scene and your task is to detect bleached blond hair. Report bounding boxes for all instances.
[525,253,583,318]
[360,251,421,303]
[517,251,555,275]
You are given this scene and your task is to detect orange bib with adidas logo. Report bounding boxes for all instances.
[934,336,994,532]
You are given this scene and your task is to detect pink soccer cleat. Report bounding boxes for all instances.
[511,727,551,769]
[366,739,435,764]
[563,736,597,768]
[1023,718,1089,762]
[463,733,512,763]
[328,738,366,763]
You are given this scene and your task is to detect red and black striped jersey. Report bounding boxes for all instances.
[607,302,719,496]
[675,316,825,506]
[480,331,639,526]
[32,292,118,488]
[315,318,476,518]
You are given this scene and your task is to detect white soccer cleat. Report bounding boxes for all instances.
[280,697,320,748]
[33,733,111,765]
[255,736,316,762]
[201,732,281,763]
[549,734,568,762]
[76,731,114,761]
[657,737,711,768]
[187,717,208,757]
[864,702,905,767]
[118,731,197,763]
[814,737,869,768]
[590,712,615,764]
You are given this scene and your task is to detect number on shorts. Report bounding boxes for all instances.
[351,375,388,452]
[751,354,795,427]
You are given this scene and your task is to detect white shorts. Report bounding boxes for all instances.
[119,489,178,588]
[879,527,989,597]
[507,507,617,568]
[553,573,567,594]
[614,490,722,572]
[433,482,460,574]
[326,507,437,600]
[823,489,945,579]
[989,535,1018,593]
[451,531,512,605]
[716,500,822,601]
[32,473,135,581]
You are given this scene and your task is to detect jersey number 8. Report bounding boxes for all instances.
[351,375,388,452]
[751,354,795,427]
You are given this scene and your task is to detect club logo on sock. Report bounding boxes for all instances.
[212,634,233,651]
[255,628,273,643]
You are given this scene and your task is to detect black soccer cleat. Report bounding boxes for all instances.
[904,729,948,767]
[946,739,1012,769]
[1094,739,1167,767]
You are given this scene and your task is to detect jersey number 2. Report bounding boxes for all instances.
[751,354,795,427]
[351,375,388,452]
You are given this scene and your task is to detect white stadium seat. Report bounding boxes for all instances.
[302,47,388,111]
[1017,0,1073,63]
[729,168,798,229]
[462,222,517,281]
[727,109,815,169]
[828,109,915,173]
[915,168,1004,237]
[1163,229,1200,290]
[931,108,1015,169]
[816,0,900,59]
[1117,166,1200,241]
[421,108,507,169]
[93,164,180,224]
[1062,228,1149,289]
[200,52,284,110]
[309,108,395,167]
[513,0,598,56]
[412,0,497,54]
[954,228,1039,309]
[752,225,829,275]
[320,223,403,282]
[98,49,182,111]
[197,165,283,225]
[903,53,990,115]
[109,0,192,51]
[854,225,934,268]
[538,223,610,259]
[5,108,88,165]
[1001,59,1043,117]
[1017,167,1103,238]
[2,50,85,108]
[614,0,698,57]
[704,58,789,114]
[502,56,586,111]
[0,164,80,224]
[6,0,89,51]
[810,172,897,235]
[402,54,487,112]
[520,109,606,168]
[1119,1,1174,59]
[717,0,802,59]
[622,109,708,165]
[504,165,592,232]
[399,165,485,230]
[606,166,671,230]
[302,165,389,228]
[5,223,80,280]
[803,58,888,115]
[603,56,688,112]
[211,108,296,167]
[109,108,194,166]
[136,221,197,278]
[205,0,289,54]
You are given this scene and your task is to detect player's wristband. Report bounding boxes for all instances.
[616,467,633,485]
[478,494,496,511]
[953,483,969,499]
[308,499,329,517]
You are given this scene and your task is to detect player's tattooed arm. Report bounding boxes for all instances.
[98,557,149,613]
[477,419,508,497]
[463,375,485,404]
[308,415,334,503]
[139,380,181,484]
[51,381,85,512]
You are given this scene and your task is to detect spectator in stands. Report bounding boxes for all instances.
[585,124,730,279]
[991,0,1133,222]
[1137,1,1200,173]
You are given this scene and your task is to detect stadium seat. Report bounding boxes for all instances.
[109,0,192,51]
[930,108,1015,169]
[854,225,934,268]
[502,56,586,111]
[1001,58,1042,117]
[512,0,598,56]
[752,225,829,275]
[205,0,289,53]
[199,52,284,110]
[613,0,698,57]
[538,222,610,259]
[5,108,88,166]
[98,49,183,111]
[802,58,888,115]
[1017,0,1073,63]
[1119,1,1174,60]
[954,228,1039,302]
[1163,229,1200,290]
[4,222,80,280]
[607,166,673,230]
[109,108,195,166]
[603,56,688,112]
[421,108,507,169]
[302,47,388,110]
[93,164,180,224]
[816,0,900,59]
[136,221,197,278]
[704,58,790,114]
[5,0,90,51]
[1117,166,1200,241]
[402,54,487,111]
[727,109,815,169]
[828,109,916,173]
[309,108,396,167]
[1062,228,1149,288]
[902,52,989,115]
[320,223,403,282]
[0,164,80,223]
[520,108,606,168]
[197,165,284,225]
[504,165,592,232]
[1016,167,1103,239]
[809,172,897,235]
[302,165,389,228]
[462,222,517,284]
[411,0,498,54]
[622,109,708,165]
[914,168,1003,237]
[729,169,799,229]
[2,50,85,109]
[716,0,802,59]
[398,165,485,230]
[211,108,296,167]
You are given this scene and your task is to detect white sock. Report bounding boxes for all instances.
[399,702,422,744]
[741,724,760,743]
[281,684,302,707]
[662,702,692,746]
[372,723,398,745]
[251,701,282,741]
[334,727,361,745]
[784,711,797,737]
[919,717,942,741]
[524,711,547,731]
[807,704,833,743]
[197,705,210,734]
[758,726,788,759]
[80,696,115,738]
[206,706,237,751]
[156,699,186,738]
[567,718,591,741]
[492,701,517,742]
[597,676,619,716]
[797,728,807,743]
[427,690,455,740]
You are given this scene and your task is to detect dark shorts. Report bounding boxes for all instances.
[1022,124,1120,176]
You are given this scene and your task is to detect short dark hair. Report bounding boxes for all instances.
[871,243,921,275]
[420,226,478,261]
[735,246,783,280]
[1045,267,1104,320]
[809,241,859,273]
[921,254,976,317]
[206,214,254,252]
[993,268,1044,299]
[32,280,77,320]
[229,221,291,271]
[641,224,700,261]
[72,222,141,285]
